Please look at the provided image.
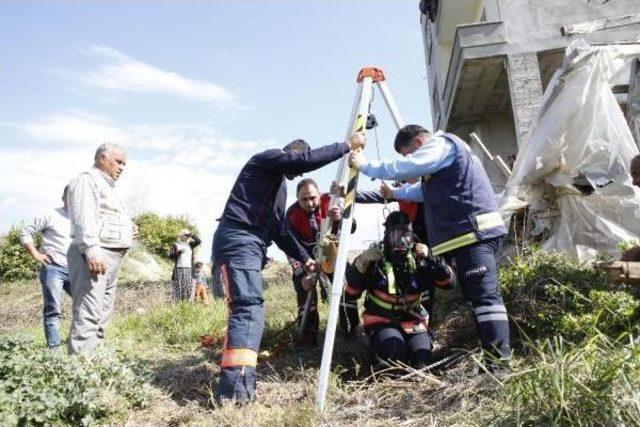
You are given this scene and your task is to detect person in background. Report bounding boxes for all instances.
[19,186,72,349]
[193,261,210,305]
[66,142,135,355]
[169,229,201,301]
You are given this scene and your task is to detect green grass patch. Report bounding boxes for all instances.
[110,301,226,356]
[491,333,640,426]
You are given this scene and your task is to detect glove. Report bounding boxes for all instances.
[353,247,383,274]
[426,256,457,289]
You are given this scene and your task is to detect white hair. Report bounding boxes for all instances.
[94,142,125,162]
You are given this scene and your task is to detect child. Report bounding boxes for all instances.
[193,261,210,305]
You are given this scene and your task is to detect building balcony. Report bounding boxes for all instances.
[440,20,509,129]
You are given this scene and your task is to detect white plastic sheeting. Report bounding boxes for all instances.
[502,41,640,261]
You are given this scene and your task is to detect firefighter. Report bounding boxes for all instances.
[286,178,361,346]
[350,124,511,371]
[339,211,454,368]
[285,178,340,346]
[213,133,365,403]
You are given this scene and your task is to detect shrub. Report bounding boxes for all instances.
[133,212,199,259]
[619,239,640,253]
[500,248,640,343]
[0,225,41,283]
[0,337,152,426]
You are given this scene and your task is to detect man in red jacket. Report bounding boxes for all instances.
[285,178,341,346]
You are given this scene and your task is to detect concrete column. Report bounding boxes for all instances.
[483,0,500,21]
[506,52,544,147]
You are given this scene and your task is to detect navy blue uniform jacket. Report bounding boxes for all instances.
[219,142,350,263]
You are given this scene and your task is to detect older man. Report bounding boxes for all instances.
[19,186,71,349]
[66,143,134,355]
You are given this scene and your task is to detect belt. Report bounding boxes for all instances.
[367,293,423,311]
[431,211,504,255]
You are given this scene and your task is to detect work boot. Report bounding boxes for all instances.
[215,366,257,406]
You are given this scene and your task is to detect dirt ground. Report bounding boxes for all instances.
[0,276,482,426]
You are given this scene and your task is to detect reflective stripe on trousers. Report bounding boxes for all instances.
[445,237,510,360]
[216,261,264,401]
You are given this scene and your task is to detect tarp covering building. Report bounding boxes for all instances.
[502,40,640,261]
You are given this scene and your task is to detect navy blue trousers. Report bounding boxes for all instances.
[213,225,266,401]
[370,327,433,368]
[444,237,510,362]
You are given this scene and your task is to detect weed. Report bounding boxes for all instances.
[0,337,153,426]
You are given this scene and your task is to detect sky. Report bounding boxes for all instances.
[0,1,433,262]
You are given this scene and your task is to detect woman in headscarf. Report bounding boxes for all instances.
[169,228,201,301]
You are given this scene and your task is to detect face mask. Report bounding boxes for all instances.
[385,228,414,252]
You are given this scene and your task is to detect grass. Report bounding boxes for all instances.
[1,250,640,426]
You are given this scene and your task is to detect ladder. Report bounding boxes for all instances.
[316,66,405,411]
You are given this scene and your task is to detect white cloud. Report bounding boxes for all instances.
[21,111,127,146]
[3,111,391,261]
[62,45,235,106]
[1,112,261,260]
[14,111,258,166]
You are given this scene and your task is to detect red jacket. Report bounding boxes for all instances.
[285,193,332,257]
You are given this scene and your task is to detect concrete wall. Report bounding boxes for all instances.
[498,0,640,53]
[422,0,640,139]
[471,115,518,189]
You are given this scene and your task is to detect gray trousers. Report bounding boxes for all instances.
[67,245,125,355]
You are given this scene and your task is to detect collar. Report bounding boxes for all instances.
[429,130,445,141]
[91,166,115,187]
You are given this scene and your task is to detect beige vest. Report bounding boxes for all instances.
[87,168,133,249]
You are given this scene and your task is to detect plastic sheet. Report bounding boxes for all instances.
[502,40,640,261]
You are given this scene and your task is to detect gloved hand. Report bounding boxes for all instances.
[425,256,456,289]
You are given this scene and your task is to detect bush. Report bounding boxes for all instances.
[619,239,640,253]
[500,248,640,343]
[133,212,199,259]
[0,337,152,426]
[0,225,40,283]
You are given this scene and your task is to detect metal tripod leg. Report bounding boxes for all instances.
[316,67,406,411]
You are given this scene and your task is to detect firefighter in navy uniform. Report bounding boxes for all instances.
[350,124,510,372]
[213,134,365,403]
[339,211,455,368]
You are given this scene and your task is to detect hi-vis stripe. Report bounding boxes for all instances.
[431,212,505,255]
[342,114,366,219]
[473,304,508,323]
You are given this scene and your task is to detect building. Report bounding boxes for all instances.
[420,0,640,184]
